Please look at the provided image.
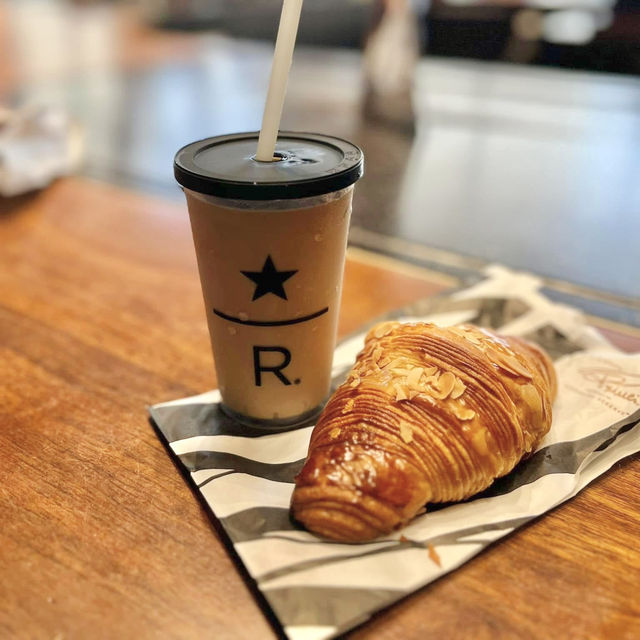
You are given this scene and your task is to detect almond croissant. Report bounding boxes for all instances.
[291,322,557,542]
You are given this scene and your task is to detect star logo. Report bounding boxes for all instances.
[241,255,298,301]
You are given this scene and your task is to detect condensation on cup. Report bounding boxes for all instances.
[174,132,364,427]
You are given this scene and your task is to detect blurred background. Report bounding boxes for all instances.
[143,0,640,74]
[1,0,639,321]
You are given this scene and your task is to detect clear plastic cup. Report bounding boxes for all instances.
[174,132,364,427]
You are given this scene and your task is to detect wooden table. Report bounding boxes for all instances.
[2,2,640,637]
[1,176,639,640]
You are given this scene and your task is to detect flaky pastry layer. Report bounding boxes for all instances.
[291,322,557,542]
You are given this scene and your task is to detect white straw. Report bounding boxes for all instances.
[255,0,304,162]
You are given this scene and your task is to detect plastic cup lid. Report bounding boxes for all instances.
[174,132,364,200]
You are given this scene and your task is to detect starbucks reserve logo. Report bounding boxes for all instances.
[212,254,329,387]
[241,255,297,301]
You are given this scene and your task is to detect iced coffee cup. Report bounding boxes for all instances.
[174,132,364,427]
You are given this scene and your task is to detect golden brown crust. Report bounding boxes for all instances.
[291,322,557,542]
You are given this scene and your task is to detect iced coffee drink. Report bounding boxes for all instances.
[174,133,363,426]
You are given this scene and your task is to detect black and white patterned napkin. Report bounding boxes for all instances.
[150,267,640,640]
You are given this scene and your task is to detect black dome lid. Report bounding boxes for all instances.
[174,132,364,200]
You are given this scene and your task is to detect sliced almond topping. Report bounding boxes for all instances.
[408,389,421,400]
[341,398,355,415]
[399,421,413,443]
[423,365,438,377]
[394,384,409,401]
[496,353,533,379]
[329,427,341,439]
[372,346,384,363]
[373,322,396,339]
[436,371,456,398]
[391,367,412,377]
[450,377,466,399]
[406,367,424,389]
[423,378,440,397]
[453,405,476,421]
[425,371,440,386]
[427,543,442,567]
[383,358,405,371]
[349,376,361,388]
[464,333,482,345]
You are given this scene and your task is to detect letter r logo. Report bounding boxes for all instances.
[253,346,293,386]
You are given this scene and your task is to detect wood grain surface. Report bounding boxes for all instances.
[1,178,639,640]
